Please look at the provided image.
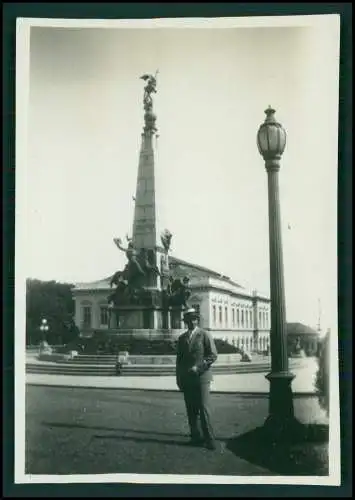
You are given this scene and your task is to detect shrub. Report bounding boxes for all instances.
[214,339,240,354]
[314,331,330,417]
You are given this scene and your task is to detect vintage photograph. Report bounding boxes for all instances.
[16,15,340,485]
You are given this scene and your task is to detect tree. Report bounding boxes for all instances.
[26,279,78,345]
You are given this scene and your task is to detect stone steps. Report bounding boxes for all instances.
[38,353,267,365]
[26,362,274,377]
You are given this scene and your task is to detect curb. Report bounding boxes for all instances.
[26,381,317,398]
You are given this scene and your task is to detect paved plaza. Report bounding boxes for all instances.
[25,385,329,477]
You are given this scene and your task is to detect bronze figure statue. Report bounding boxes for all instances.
[165,275,191,308]
[161,228,172,252]
[140,72,158,111]
[113,237,146,278]
[140,248,161,276]
[140,71,158,133]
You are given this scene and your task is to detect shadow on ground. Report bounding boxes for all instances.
[226,424,329,476]
[41,422,233,449]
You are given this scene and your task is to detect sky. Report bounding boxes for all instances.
[21,17,340,332]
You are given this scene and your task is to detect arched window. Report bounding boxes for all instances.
[237,309,240,328]
[232,308,235,327]
[241,310,244,328]
[225,307,228,327]
[249,310,253,329]
[246,310,249,328]
[219,306,223,326]
[259,311,262,328]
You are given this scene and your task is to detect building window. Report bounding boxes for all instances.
[246,310,249,329]
[237,309,240,328]
[241,310,244,328]
[82,305,92,329]
[259,311,262,328]
[100,306,109,326]
[225,307,228,327]
[250,310,253,329]
[232,308,235,327]
[219,306,223,326]
[212,305,216,326]
[266,312,269,328]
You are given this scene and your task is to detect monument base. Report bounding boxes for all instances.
[109,305,184,331]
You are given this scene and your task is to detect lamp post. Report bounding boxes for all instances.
[40,318,49,342]
[257,106,300,437]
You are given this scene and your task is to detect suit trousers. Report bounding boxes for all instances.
[182,380,215,442]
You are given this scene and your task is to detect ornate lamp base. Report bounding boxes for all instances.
[263,370,307,442]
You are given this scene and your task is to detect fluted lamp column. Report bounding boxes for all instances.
[257,106,300,437]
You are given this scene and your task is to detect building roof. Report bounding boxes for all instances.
[169,256,243,288]
[286,322,320,336]
[72,276,112,291]
[72,255,265,299]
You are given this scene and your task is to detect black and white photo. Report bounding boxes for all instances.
[15,14,341,486]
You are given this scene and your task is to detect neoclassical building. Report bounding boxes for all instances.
[72,255,271,353]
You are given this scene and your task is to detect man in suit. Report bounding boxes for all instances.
[176,308,218,450]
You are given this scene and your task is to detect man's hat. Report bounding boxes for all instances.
[183,308,198,320]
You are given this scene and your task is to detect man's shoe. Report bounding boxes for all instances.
[205,440,217,450]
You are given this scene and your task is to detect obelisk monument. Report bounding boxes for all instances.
[131,71,164,289]
[109,73,184,331]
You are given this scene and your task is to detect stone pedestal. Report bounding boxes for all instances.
[109,306,171,331]
[170,308,183,329]
[162,309,171,329]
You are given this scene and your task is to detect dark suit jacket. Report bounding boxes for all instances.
[176,327,218,390]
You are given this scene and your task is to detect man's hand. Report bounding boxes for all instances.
[190,365,198,374]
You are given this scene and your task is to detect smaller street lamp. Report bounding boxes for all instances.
[40,318,49,342]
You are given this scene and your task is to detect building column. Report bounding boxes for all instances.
[252,292,259,353]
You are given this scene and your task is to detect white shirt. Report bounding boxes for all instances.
[187,327,198,345]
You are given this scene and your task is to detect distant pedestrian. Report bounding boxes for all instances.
[176,308,218,450]
[115,360,123,376]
